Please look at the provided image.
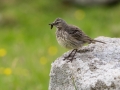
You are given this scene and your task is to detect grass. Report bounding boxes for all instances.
[0,0,120,90]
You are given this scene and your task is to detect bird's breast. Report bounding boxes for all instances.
[56,30,68,48]
[56,29,81,49]
[56,30,74,49]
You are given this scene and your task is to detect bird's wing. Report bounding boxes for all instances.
[67,25,92,43]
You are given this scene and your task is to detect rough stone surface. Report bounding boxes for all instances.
[49,36,120,90]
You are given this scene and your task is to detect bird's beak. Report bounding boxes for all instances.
[49,22,55,29]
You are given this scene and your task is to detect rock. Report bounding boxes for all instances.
[49,36,120,90]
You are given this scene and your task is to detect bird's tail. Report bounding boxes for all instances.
[92,40,106,44]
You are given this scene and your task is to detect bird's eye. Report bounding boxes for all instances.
[56,22,58,24]
[56,21,61,24]
[55,22,59,24]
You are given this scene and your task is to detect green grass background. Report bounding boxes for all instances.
[0,0,120,90]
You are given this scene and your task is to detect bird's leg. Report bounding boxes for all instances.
[69,49,77,62]
[63,49,77,62]
[63,49,76,60]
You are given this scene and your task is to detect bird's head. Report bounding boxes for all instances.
[49,18,67,29]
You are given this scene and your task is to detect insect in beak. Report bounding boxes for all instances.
[49,23,53,29]
[49,22,56,29]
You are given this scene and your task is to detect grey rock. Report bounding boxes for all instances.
[49,36,120,90]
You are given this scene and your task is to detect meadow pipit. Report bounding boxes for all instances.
[49,18,105,62]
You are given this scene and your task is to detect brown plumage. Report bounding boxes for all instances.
[49,18,105,62]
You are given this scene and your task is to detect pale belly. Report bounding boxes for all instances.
[56,30,83,49]
[56,37,82,49]
[57,37,69,48]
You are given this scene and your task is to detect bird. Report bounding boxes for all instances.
[49,18,105,62]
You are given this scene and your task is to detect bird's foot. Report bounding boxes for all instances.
[63,56,76,62]
[63,49,77,62]
[67,57,76,62]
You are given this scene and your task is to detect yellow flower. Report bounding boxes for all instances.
[74,10,85,20]
[48,46,58,56]
[40,56,47,65]
[0,48,7,57]
[3,68,12,76]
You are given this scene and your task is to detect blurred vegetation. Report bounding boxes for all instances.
[0,0,120,90]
